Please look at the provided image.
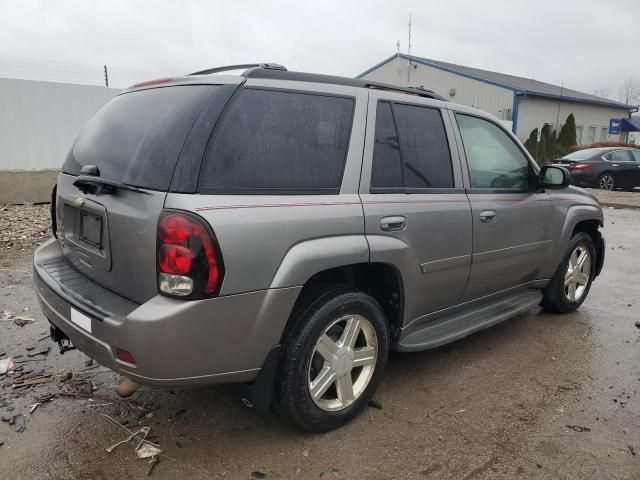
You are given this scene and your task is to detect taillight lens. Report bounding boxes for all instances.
[157,211,223,298]
[568,163,592,171]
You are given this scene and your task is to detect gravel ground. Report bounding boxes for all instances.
[0,204,51,260]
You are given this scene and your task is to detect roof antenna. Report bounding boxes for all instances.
[396,39,401,58]
[407,13,412,83]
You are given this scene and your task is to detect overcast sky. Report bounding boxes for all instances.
[0,0,638,97]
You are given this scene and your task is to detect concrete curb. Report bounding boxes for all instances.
[599,202,640,211]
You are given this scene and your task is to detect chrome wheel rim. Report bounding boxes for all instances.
[564,245,591,302]
[599,175,614,190]
[308,315,378,412]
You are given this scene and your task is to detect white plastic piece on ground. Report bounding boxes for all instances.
[0,357,16,375]
[136,442,163,459]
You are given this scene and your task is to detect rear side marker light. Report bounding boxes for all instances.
[115,349,136,365]
[157,211,224,299]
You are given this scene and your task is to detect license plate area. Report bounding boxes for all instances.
[79,211,103,249]
[61,199,112,271]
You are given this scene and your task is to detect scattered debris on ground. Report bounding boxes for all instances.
[0,203,51,257]
[2,413,26,433]
[565,425,591,433]
[0,311,35,328]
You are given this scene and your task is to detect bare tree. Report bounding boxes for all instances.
[593,87,611,99]
[618,76,640,105]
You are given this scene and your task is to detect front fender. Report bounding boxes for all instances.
[552,204,603,273]
[269,235,369,289]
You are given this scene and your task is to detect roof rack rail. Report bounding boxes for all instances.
[188,63,287,76]
[364,82,445,101]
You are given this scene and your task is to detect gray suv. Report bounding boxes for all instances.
[34,63,605,431]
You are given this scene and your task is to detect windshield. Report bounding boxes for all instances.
[63,85,219,190]
[562,149,600,161]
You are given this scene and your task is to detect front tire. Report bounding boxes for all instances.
[275,286,390,432]
[541,232,596,313]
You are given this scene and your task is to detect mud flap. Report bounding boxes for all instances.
[594,233,605,278]
[239,345,280,415]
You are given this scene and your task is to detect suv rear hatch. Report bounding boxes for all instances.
[55,83,224,304]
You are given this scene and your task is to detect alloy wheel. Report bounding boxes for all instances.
[564,245,591,302]
[308,315,378,411]
[599,174,615,190]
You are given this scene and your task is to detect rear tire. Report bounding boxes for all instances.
[598,173,615,190]
[541,232,596,314]
[275,286,390,432]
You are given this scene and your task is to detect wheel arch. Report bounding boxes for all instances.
[557,207,604,278]
[280,262,405,343]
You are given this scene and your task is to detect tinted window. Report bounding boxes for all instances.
[200,89,354,193]
[371,102,402,188]
[394,104,453,188]
[563,149,601,160]
[456,114,531,190]
[371,102,453,190]
[63,86,218,190]
[630,150,640,162]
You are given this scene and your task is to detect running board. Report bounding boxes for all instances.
[396,290,543,352]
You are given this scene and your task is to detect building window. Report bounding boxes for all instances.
[576,126,583,145]
[587,126,596,145]
[600,127,608,142]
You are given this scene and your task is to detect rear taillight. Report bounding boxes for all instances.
[568,163,592,171]
[157,211,223,298]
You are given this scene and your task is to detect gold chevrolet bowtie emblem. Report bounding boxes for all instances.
[74,196,86,208]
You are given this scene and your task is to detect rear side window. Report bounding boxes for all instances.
[199,88,354,194]
[63,85,218,190]
[371,101,453,191]
[371,102,402,188]
[605,150,632,162]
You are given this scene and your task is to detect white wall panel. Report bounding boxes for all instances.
[0,78,118,170]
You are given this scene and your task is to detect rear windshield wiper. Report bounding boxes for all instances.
[73,176,150,195]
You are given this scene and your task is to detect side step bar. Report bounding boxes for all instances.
[396,290,542,352]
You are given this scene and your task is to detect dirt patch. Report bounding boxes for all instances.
[586,188,640,210]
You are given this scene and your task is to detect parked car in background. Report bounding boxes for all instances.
[553,147,640,191]
[34,64,606,432]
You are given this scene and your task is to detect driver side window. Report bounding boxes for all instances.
[456,114,531,190]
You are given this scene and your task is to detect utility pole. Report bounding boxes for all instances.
[407,13,412,84]
[554,81,564,133]
[104,65,109,87]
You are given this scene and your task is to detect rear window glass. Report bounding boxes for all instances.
[63,85,218,190]
[562,149,599,160]
[199,88,354,194]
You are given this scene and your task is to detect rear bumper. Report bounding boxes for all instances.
[34,239,300,387]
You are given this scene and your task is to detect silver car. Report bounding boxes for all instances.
[34,63,605,431]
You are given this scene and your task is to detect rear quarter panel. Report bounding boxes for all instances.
[164,80,370,295]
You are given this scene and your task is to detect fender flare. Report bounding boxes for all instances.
[269,235,370,289]
[553,204,603,272]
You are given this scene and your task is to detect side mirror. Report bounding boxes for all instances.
[538,165,570,189]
